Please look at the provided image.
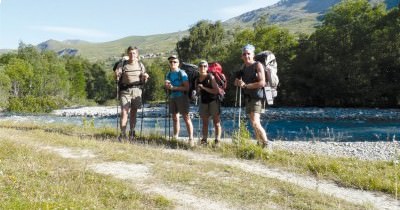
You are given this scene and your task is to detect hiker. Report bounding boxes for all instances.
[196,60,222,146]
[164,55,194,146]
[234,44,269,148]
[113,46,149,141]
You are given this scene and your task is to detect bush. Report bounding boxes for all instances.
[7,95,67,113]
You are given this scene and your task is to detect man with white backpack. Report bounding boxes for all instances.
[234,44,269,148]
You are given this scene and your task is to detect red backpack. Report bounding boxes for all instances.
[207,62,227,101]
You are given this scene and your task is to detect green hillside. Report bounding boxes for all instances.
[224,0,397,34]
[38,31,187,61]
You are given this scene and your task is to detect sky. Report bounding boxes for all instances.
[0,0,280,49]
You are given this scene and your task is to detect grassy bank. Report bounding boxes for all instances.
[0,122,398,208]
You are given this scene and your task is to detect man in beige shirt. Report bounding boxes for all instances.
[114,46,149,141]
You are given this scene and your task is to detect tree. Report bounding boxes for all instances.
[4,58,33,97]
[143,58,169,102]
[287,0,393,107]
[65,57,87,101]
[85,63,114,104]
[176,20,225,62]
[0,67,11,108]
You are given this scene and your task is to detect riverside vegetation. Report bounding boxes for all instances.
[0,121,399,209]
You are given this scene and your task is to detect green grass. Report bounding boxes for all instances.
[0,140,172,209]
[0,121,398,208]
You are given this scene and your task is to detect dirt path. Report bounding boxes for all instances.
[40,144,399,210]
[163,149,400,210]
[40,146,235,210]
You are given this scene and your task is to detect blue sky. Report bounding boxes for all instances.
[0,0,280,49]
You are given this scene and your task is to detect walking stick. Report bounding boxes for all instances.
[140,83,145,139]
[116,80,119,138]
[196,94,200,142]
[168,95,171,141]
[237,86,242,143]
[233,85,238,130]
[164,94,167,140]
[238,86,242,129]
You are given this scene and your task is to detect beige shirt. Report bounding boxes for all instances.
[121,62,145,85]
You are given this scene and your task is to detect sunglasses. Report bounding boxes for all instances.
[169,61,178,64]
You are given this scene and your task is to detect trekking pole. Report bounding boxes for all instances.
[116,80,119,138]
[196,95,200,142]
[164,93,168,140]
[168,95,171,141]
[140,83,145,139]
[233,85,238,130]
[238,86,242,130]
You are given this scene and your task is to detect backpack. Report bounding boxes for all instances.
[207,62,227,102]
[113,57,145,90]
[180,62,199,101]
[254,50,279,105]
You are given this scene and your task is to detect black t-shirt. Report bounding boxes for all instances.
[198,74,217,104]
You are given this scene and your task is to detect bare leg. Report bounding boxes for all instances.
[129,108,137,131]
[120,104,130,137]
[172,113,179,138]
[213,114,221,141]
[183,113,194,140]
[249,112,268,144]
[201,114,209,140]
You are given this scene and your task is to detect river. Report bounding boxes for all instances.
[1,106,399,142]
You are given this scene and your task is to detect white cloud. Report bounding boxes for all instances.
[32,25,110,38]
[219,0,280,20]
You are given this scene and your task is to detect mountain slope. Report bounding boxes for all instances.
[38,31,187,61]
[224,0,397,34]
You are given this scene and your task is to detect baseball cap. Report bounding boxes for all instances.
[168,55,178,60]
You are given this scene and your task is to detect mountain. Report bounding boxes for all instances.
[3,0,397,60]
[224,0,397,34]
[37,31,187,61]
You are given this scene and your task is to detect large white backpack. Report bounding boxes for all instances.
[254,50,279,105]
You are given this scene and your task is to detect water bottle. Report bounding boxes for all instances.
[265,86,274,105]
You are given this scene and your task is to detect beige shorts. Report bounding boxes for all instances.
[199,100,220,117]
[169,95,189,114]
[245,98,263,114]
[120,87,142,109]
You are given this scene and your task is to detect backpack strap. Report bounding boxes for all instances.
[178,70,183,82]
[139,62,145,74]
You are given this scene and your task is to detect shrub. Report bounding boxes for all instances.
[7,95,67,113]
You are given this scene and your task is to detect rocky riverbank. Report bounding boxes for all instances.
[271,140,399,162]
[49,106,400,162]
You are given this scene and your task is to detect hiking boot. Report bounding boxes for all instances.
[213,139,220,148]
[129,130,136,142]
[200,138,207,146]
[118,134,127,142]
[188,139,195,148]
[260,140,270,150]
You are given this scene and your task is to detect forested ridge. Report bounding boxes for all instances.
[0,0,399,112]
